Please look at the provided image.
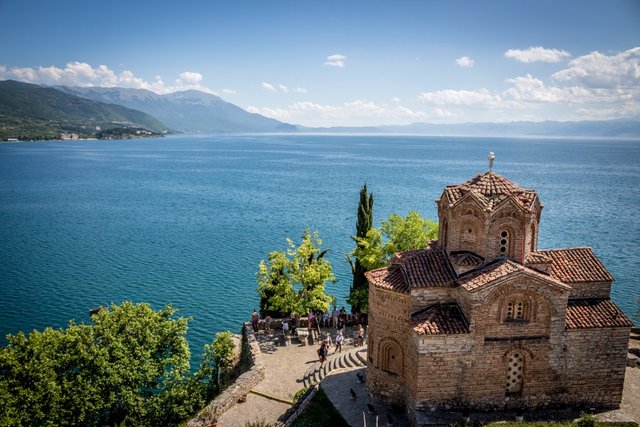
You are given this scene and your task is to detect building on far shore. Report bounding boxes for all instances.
[59,133,80,140]
[365,156,633,423]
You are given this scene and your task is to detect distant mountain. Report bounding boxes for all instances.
[57,86,297,134]
[0,80,168,140]
[304,120,640,138]
[378,120,640,138]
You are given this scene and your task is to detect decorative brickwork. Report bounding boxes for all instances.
[366,170,632,425]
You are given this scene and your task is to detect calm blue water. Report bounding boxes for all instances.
[1,134,639,359]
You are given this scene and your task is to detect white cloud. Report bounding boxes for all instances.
[418,62,640,122]
[505,46,571,63]
[222,88,236,95]
[325,54,346,68]
[261,81,307,94]
[419,88,499,106]
[176,71,203,86]
[456,56,474,68]
[0,61,214,94]
[247,99,427,127]
[503,74,565,102]
[433,108,454,119]
[551,47,640,88]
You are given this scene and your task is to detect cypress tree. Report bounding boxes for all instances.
[347,183,373,311]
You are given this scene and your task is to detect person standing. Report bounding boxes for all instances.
[318,342,328,365]
[251,309,259,332]
[335,330,343,353]
[324,333,332,348]
[356,324,364,346]
[265,315,272,333]
[322,309,329,328]
[332,306,339,328]
[307,310,316,339]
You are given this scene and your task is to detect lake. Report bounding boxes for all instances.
[1,134,639,359]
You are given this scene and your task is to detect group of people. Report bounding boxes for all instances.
[317,323,365,364]
[251,308,366,366]
[308,306,367,330]
[251,307,366,351]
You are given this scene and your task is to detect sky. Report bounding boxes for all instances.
[0,0,639,127]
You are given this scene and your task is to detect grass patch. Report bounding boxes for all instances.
[291,388,349,427]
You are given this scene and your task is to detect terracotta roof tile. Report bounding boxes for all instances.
[450,251,485,267]
[444,171,537,211]
[457,259,569,292]
[390,248,425,263]
[365,265,409,293]
[412,303,470,335]
[537,247,614,284]
[566,299,634,329]
[457,259,521,291]
[525,251,552,264]
[397,248,457,288]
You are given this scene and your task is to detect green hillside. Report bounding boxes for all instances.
[0,80,169,140]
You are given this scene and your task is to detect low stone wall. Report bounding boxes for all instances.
[187,322,266,427]
[279,385,319,427]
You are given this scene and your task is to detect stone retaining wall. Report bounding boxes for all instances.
[280,385,320,427]
[187,322,266,427]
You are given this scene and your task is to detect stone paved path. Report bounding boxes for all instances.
[217,326,363,427]
[322,368,410,427]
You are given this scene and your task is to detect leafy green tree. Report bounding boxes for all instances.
[209,331,235,388]
[257,229,336,317]
[258,250,296,318]
[381,211,438,253]
[0,302,208,427]
[346,184,374,312]
[353,211,439,271]
[289,230,336,313]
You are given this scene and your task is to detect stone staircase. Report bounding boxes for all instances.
[302,347,367,388]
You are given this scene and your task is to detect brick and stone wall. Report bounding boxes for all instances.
[410,287,458,313]
[567,281,612,299]
[367,285,411,406]
[464,276,569,340]
[562,327,631,408]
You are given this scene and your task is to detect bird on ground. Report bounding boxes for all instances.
[356,372,365,383]
[367,403,376,414]
[350,388,357,400]
[386,413,394,426]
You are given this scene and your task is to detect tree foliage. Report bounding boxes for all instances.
[381,211,438,254]
[347,184,374,312]
[208,331,235,387]
[0,302,231,427]
[257,229,336,316]
[353,211,439,271]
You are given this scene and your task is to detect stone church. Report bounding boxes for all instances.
[365,162,633,422]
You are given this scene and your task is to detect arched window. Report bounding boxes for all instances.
[379,339,403,376]
[499,230,510,257]
[505,352,524,394]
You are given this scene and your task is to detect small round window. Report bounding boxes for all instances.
[499,230,509,256]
